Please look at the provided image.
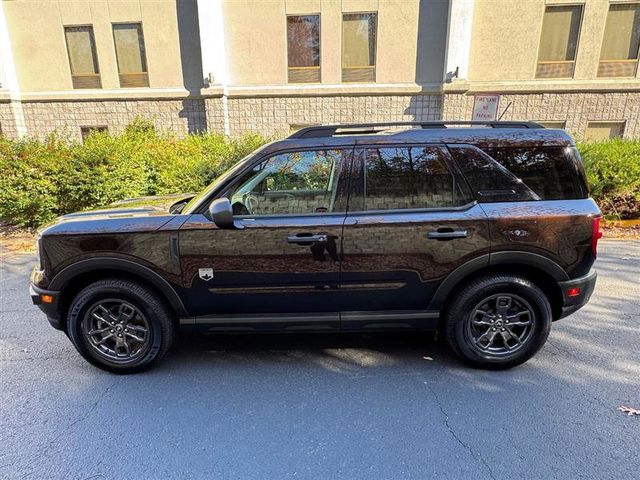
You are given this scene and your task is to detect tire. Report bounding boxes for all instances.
[445,274,552,369]
[67,279,174,373]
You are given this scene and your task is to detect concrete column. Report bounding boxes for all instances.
[444,0,475,82]
[0,2,26,136]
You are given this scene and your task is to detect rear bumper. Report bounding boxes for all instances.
[556,269,597,319]
[30,283,64,330]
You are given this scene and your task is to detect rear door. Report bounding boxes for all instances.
[339,143,491,330]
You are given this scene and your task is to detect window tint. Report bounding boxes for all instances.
[449,146,539,202]
[481,146,582,200]
[227,149,345,216]
[360,146,466,211]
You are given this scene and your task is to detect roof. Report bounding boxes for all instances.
[261,122,575,155]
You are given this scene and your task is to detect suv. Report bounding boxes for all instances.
[30,121,601,373]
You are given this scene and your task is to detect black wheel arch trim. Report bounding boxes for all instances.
[428,251,569,310]
[49,257,188,317]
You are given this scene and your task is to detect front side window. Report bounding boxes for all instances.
[357,146,467,211]
[226,149,346,216]
[598,3,640,77]
[536,5,582,78]
[64,26,101,89]
[113,23,149,87]
[287,15,320,83]
[342,13,377,82]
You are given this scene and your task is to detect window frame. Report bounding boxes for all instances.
[535,3,584,79]
[341,11,378,83]
[112,22,149,87]
[220,146,355,219]
[63,24,101,89]
[584,120,626,141]
[286,13,321,84]
[348,143,476,215]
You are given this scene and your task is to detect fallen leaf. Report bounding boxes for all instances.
[618,405,640,416]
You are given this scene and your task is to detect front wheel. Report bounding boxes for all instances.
[445,274,552,369]
[67,279,174,373]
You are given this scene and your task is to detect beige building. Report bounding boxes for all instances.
[0,0,639,140]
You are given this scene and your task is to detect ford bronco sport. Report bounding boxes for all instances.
[30,121,601,373]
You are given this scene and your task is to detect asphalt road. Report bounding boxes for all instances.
[1,240,639,480]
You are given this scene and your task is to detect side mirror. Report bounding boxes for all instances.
[208,198,244,230]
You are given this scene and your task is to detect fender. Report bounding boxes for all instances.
[49,257,188,317]
[428,251,568,310]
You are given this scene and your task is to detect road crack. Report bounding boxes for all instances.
[423,380,498,480]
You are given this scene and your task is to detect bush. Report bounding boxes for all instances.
[0,119,269,227]
[577,139,640,219]
[1,121,639,227]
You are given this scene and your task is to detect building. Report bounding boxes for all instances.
[0,0,638,141]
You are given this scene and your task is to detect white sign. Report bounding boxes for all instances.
[472,95,500,121]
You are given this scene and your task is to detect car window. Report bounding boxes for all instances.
[226,149,346,216]
[448,145,540,202]
[356,146,467,211]
[481,146,582,200]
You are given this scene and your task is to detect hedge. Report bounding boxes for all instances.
[0,120,638,228]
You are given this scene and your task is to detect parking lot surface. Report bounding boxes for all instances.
[1,240,639,479]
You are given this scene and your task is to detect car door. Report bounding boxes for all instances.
[339,143,491,330]
[178,147,352,331]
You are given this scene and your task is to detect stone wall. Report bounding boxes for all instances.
[220,94,444,136]
[19,98,207,140]
[443,91,640,140]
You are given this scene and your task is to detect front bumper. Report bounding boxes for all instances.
[557,269,597,319]
[30,283,64,330]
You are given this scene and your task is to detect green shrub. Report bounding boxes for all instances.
[577,139,640,219]
[0,120,270,228]
[1,120,639,228]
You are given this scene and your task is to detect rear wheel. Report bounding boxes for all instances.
[67,279,174,373]
[445,274,552,369]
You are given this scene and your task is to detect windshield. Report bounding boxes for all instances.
[182,151,259,214]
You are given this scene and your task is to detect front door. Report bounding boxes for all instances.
[339,144,490,330]
[178,147,352,331]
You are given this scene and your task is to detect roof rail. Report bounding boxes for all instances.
[288,121,545,139]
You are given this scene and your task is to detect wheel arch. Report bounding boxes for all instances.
[429,252,566,321]
[50,258,188,330]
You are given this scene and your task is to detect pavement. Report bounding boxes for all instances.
[1,240,639,480]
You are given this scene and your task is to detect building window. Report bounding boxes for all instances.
[342,13,377,82]
[81,126,108,142]
[64,26,101,89]
[287,15,320,83]
[113,23,149,87]
[585,122,625,141]
[536,5,582,78]
[598,3,640,77]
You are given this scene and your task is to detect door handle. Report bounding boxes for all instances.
[427,229,468,240]
[287,233,328,245]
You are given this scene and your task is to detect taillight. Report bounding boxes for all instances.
[591,216,603,258]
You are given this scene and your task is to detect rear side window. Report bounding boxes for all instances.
[357,146,468,211]
[448,146,539,202]
[482,146,584,200]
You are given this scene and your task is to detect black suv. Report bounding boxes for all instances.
[30,121,601,373]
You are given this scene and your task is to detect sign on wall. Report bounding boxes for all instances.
[472,95,500,121]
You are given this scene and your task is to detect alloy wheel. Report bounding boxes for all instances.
[466,293,535,357]
[82,299,151,363]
